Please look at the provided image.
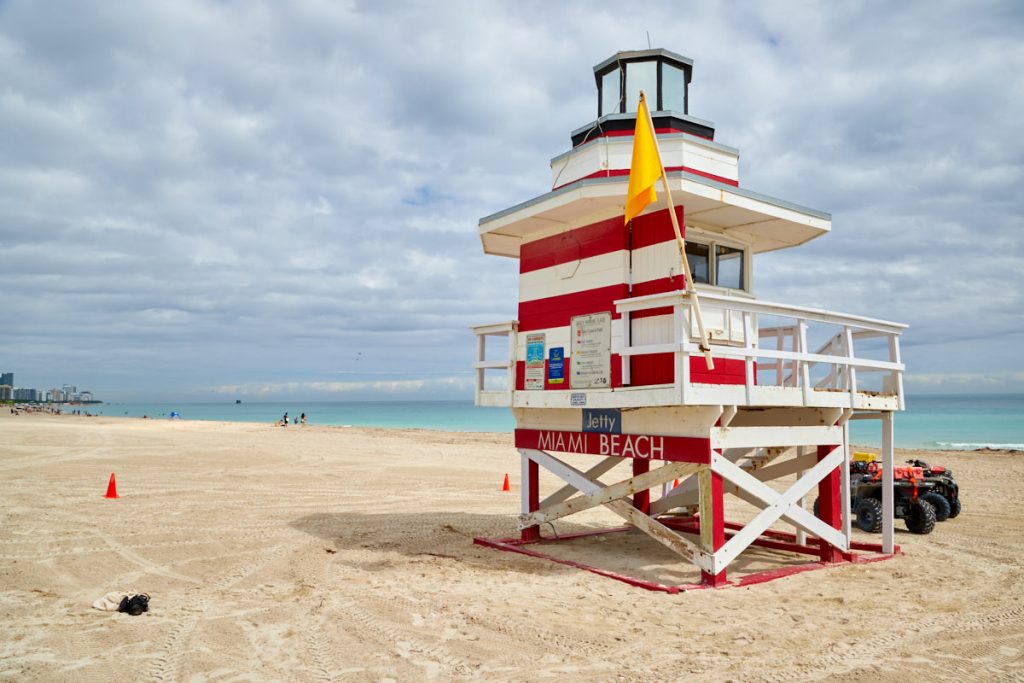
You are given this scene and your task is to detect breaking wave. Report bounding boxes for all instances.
[935,442,1024,451]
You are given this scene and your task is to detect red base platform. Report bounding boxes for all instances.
[474,518,900,594]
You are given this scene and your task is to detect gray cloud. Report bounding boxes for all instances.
[1,0,1021,400]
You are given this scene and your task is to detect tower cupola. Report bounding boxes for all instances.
[572,49,715,146]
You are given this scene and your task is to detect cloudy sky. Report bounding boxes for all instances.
[1,0,1021,401]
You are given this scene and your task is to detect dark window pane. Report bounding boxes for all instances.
[686,242,710,284]
[716,245,744,289]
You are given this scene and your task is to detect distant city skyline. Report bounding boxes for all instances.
[1,2,1021,401]
[0,370,96,402]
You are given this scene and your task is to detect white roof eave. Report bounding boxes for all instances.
[479,172,832,258]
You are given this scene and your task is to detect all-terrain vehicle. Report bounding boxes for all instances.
[905,459,961,521]
[848,462,938,534]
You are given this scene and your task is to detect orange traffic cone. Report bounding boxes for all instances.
[502,473,511,492]
[104,473,119,499]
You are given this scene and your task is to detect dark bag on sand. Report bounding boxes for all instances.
[117,593,150,616]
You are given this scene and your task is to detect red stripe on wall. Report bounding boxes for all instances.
[517,283,629,332]
[520,217,627,274]
[630,206,685,250]
[629,353,750,387]
[518,207,684,277]
[553,166,738,191]
[580,127,715,144]
[631,277,685,298]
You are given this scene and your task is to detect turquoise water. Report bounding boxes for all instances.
[97,400,513,433]
[92,394,1024,451]
[847,393,1024,451]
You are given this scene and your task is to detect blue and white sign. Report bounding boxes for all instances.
[582,408,621,434]
[548,346,565,384]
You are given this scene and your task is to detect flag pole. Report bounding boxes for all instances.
[639,90,714,370]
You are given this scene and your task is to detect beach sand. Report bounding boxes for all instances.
[1,411,1022,681]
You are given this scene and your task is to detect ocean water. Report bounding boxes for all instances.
[92,394,1024,451]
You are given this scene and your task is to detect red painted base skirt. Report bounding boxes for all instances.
[473,520,900,594]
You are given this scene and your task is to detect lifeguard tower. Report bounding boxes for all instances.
[472,49,907,591]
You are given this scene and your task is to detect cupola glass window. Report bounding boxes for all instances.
[625,61,657,112]
[595,49,693,117]
[662,63,686,112]
[601,68,621,119]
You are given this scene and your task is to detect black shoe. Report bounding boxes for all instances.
[118,593,150,616]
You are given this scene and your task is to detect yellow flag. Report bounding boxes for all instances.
[624,92,662,224]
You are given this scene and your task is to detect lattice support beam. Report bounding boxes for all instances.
[519,449,713,573]
[709,448,847,572]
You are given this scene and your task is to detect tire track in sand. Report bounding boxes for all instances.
[141,541,296,682]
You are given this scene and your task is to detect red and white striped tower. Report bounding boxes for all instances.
[473,50,906,591]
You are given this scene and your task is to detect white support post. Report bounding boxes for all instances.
[506,326,517,399]
[743,312,755,404]
[519,450,531,517]
[674,302,689,404]
[790,325,799,388]
[798,320,811,406]
[475,333,487,404]
[881,411,895,553]
[841,420,852,541]
[775,325,784,386]
[888,334,905,411]
[622,310,631,386]
[843,326,858,408]
[795,446,807,546]
[721,405,738,428]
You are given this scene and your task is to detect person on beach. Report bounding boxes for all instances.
[300,413,307,426]
[282,412,288,427]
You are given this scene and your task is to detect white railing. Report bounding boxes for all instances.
[615,290,906,410]
[472,321,517,407]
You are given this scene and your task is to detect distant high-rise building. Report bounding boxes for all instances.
[79,391,94,402]
[0,372,12,387]
[0,385,11,401]
[50,388,65,402]
[62,385,76,400]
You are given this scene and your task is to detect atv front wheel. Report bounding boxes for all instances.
[905,499,937,534]
[948,497,962,518]
[855,498,883,533]
[922,492,951,521]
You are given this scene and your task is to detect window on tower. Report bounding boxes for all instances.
[600,68,621,116]
[685,242,710,284]
[716,245,744,290]
[662,62,686,112]
[684,239,748,291]
[625,61,657,112]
